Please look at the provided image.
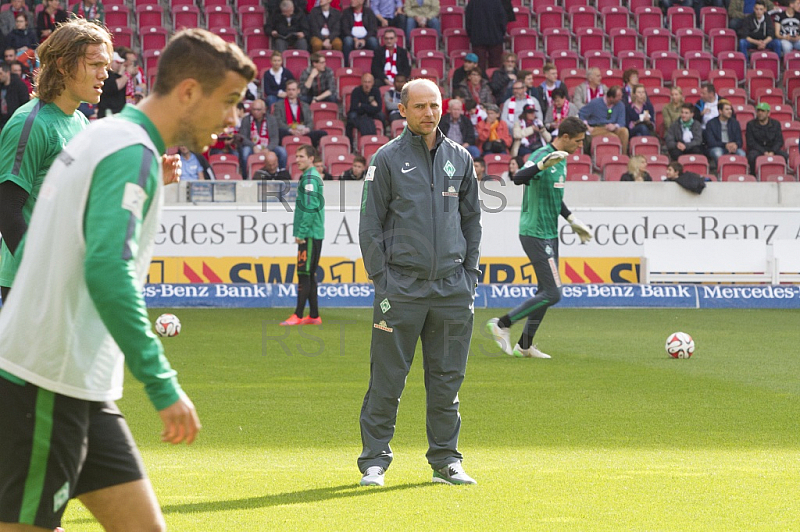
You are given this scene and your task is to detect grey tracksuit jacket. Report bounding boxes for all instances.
[359,127,482,288]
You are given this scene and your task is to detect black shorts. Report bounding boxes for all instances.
[0,374,146,529]
[297,238,322,277]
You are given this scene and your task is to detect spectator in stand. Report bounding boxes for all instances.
[774,0,800,56]
[626,84,656,139]
[501,81,541,133]
[500,155,524,183]
[347,72,384,139]
[440,97,480,159]
[308,0,343,53]
[451,53,484,95]
[313,156,333,181]
[729,0,775,33]
[704,99,746,171]
[37,0,69,43]
[3,47,16,65]
[341,0,379,62]
[371,0,406,29]
[178,146,214,181]
[9,60,31,95]
[464,96,487,129]
[97,52,128,118]
[274,79,328,146]
[299,52,337,103]
[544,86,578,137]
[571,67,608,112]
[340,154,367,180]
[120,47,146,104]
[489,52,518,105]
[518,70,538,101]
[0,0,33,38]
[460,67,493,106]
[253,150,292,180]
[666,103,704,161]
[662,85,685,133]
[70,0,104,23]
[270,0,310,52]
[371,29,410,87]
[239,98,287,178]
[477,103,512,155]
[262,51,295,108]
[511,104,550,157]
[383,73,405,123]
[694,82,719,128]
[465,0,507,72]
[578,85,629,154]
[620,155,653,181]
[745,102,788,173]
[473,156,486,180]
[537,63,562,115]
[0,62,28,130]
[621,68,639,105]
[5,14,37,54]
[738,0,782,58]
[404,0,441,40]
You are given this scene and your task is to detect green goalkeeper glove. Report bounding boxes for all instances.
[537,150,569,171]
[567,214,592,244]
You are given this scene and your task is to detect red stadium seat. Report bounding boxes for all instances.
[310,101,338,123]
[135,4,163,27]
[708,70,739,92]
[238,5,265,32]
[576,27,606,58]
[667,6,696,30]
[329,153,356,177]
[319,49,345,70]
[709,27,737,55]
[746,70,776,99]
[754,87,786,107]
[318,119,346,136]
[284,49,311,78]
[336,67,363,95]
[569,5,599,32]
[246,153,267,177]
[584,50,615,71]
[718,87,747,106]
[635,6,663,31]
[609,27,639,57]
[601,6,630,32]
[650,51,682,78]
[717,154,749,181]
[750,51,780,79]
[601,68,624,88]
[678,154,709,175]
[638,68,664,91]
[542,28,573,56]
[591,135,622,170]
[701,6,728,33]
[602,155,630,181]
[110,27,133,49]
[643,28,674,58]
[551,50,581,73]
[484,153,511,177]
[518,50,547,71]
[630,136,661,157]
[755,155,787,181]
[443,28,470,57]
[770,105,793,124]
[319,135,351,163]
[105,4,129,26]
[644,154,670,181]
[140,26,168,52]
[439,5,465,33]
[671,69,702,91]
[676,28,705,58]
[244,27,270,52]
[213,27,238,45]
[510,28,539,56]
[206,4,233,29]
[507,5,532,32]
[763,173,796,182]
[348,50,373,72]
[172,4,199,30]
[722,173,756,182]
[535,5,565,32]
[561,68,587,94]
[409,28,438,56]
[684,50,715,82]
[567,153,592,176]
[618,50,647,71]
[718,51,747,82]
[417,50,446,75]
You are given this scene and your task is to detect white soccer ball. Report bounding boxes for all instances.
[154,313,181,338]
[665,332,694,359]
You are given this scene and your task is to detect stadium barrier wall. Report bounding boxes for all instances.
[143,283,800,309]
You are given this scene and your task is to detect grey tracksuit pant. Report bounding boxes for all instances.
[358,266,475,472]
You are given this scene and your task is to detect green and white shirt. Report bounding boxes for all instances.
[293,166,324,240]
[0,105,182,411]
[520,144,566,240]
[0,98,89,287]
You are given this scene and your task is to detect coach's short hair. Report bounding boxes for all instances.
[558,116,588,139]
[153,29,255,97]
[400,78,441,107]
[297,144,317,159]
[34,19,113,103]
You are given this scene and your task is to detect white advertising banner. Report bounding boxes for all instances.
[155,206,800,258]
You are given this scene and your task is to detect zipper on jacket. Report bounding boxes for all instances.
[427,138,438,281]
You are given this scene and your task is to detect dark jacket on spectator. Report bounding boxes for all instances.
[0,74,29,129]
[439,114,477,147]
[308,5,342,41]
[262,67,295,102]
[465,0,507,47]
[703,116,744,152]
[97,71,125,118]
[665,118,704,152]
[737,12,776,40]
[370,45,411,86]
[341,6,378,39]
[239,114,281,150]
[269,9,310,39]
[745,117,785,155]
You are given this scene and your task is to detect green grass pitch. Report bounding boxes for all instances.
[62,307,800,531]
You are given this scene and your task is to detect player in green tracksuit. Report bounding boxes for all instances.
[487,116,593,359]
[0,20,110,303]
[358,79,482,487]
[281,144,325,325]
[0,29,255,530]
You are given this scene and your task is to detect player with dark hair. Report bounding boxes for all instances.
[0,29,255,530]
[0,19,113,304]
[281,144,325,325]
[487,116,592,359]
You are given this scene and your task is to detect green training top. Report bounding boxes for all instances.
[519,144,566,240]
[0,99,88,286]
[293,166,325,240]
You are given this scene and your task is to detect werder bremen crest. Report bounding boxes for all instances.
[444,160,456,177]
[380,298,391,313]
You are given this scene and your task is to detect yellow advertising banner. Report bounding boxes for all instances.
[148,257,642,284]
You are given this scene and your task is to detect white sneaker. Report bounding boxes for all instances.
[486,318,513,356]
[432,461,477,485]
[512,344,551,359]
[360,466,385,486]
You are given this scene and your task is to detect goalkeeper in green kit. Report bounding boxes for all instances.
[486,116,592,359]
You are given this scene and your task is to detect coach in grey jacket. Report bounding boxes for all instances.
[357,79,481,488]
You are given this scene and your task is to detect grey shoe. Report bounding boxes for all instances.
[432,461,477,485]
[360,466,385,486]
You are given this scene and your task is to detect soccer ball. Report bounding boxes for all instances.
[665,332,694,359]
[154,313,181,338]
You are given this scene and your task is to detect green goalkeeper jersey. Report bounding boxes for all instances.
[0,98,89,287]
[519,144,566,240]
